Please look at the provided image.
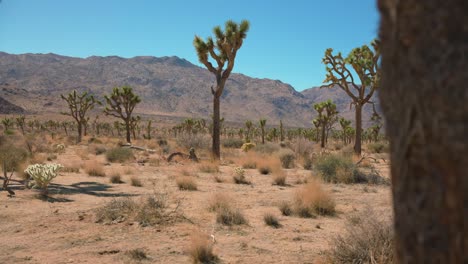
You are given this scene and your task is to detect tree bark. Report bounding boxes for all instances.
[378,0,467,263]
[212,95,221,159]
[320,125,326,148]
[77,122,82,143]
[125,122,131,143]
[354,104,362,155]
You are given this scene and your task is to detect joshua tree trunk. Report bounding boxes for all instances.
[320,125,326,148]
[354,104,362,154]
[212,95,221,159]
[378,0,467,263]
[77,122,82,143]
[124,122,131,143]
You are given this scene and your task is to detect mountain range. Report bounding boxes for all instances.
[0,52,380,127]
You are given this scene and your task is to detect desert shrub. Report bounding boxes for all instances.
[61,166,80,173]
[157,138,168,147]
[84,161,106,177]
[278,201,292,216]
[216,206,247,226]
[278,149,295,168]
[367,141,389,153]
[292,138,315,157]
[293,179,335,217]
[176,176,198,191]
[0,142,29,172]
[95,198,138,223]
[233,167,250,184]
[256,156,281,175]
[126,249,148,261]
[326,209,394,264]
[46,153,57,161]
[263,213,281,228]
[254,142,280,154]
[272,169,287,186]
[198,161,219,173]
[241,142,256,152]
[176,133,210,150]
[106,147,133,163]
[93,145,107,155]
[130,176,143,187]
[315,154,357,183]
[222,138,244,148]
[189,232,218,264]
[303,156,313,170]
[207,193,232,212]
[109,173,124,184]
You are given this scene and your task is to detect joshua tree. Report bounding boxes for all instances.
[322,41,380,155]
[1,118,13,133]
[129,115,141,140]
[193,20,250,159]
[378,0,466,262]
[61,90,99,143]
[313,100,339,148]
[103,86,141,143]
[259,118,266,144]
[338,117,353,144]
[143,120,152,140]
[244,120,253,143]
[15,115,26,135]
[279,120,285,142]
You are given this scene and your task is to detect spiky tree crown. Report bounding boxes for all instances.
[103,86,141,120]
[193,20,250,78]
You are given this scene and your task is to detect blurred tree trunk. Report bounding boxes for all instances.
[378,0,467,263]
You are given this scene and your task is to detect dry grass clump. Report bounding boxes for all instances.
[278,149,295,168]
[61,164,80,173]
[253,142,280,154]
[207,193,232,212]
[232,167,250,185]
[106,147,134,163]
[366,141,389,154]
[278,201,292,216]
[84,161,106,177]
[263,213,281,228]
[291,179,336,217]
[130,176,143,187]
[326,209,394,263]
[236,152,260,169]
[109,172,124,184]
[95,193,176,226]
[257,156,281,175]
[198,161,220,173]
[188,231,218,264]
[176,176,198,191]
[216,206,248,226]
[126,248,148,261]
[176,133,211,151]
[272,168,287,186]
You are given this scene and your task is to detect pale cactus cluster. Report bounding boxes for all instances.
[234,167,245,178]
[25,163,63,192]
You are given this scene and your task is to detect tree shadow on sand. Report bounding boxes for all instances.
[47,181,138,198]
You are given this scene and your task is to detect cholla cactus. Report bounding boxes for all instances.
[55,144,66,153]
[234,167,245,178]
[25,163,63,195]
[241,142,256,152]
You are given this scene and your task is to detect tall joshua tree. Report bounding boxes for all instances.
[193,20,250,159]
[378,0,466,263]
[103,86,141,143]
[61,90,99,143]
[259,118,266,144]
[322,41,380,155]
[313,100,339,148]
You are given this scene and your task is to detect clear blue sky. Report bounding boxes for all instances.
[0,0,379,91]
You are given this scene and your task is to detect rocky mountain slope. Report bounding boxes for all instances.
[0,52,380,127]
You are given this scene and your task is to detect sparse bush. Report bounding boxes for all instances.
[198,161,219,173]
[109,173,123,184]
[126,249,148,261]
[95,198,137,223]
[189,232,218,264]
[293,179,335,217]
[254,142,280,154]
[326,209,394,263]
[207,193,232,212]
[303,156,313,170]
[93,145,107,155]
[272,169,287,186]
[256,156,281,175]
[61,166,80,173]
[216,206,247,226]
[233,167,250,184]
[278,201,292,216]
[106,147,134,163]
[263,213,281,228]
[222,138,244,148]
[176,133,210,150]
[176,176,198,191]
[130,176,143,187]
[292,138,315,157]
[46,153,57,161]
[278,149,295,168]
[84,161,106,177]
[0,141,29,172]
[367,141,389,153]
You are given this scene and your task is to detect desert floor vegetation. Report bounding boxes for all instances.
[0,127,392,263]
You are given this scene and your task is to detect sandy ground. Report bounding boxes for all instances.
[0,146,392,264]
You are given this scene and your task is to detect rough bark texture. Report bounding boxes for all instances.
[378,0,467,263]
[354,104,362,154]
[212,95,221,159]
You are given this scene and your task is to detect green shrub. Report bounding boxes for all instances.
[222,138,244,148]
[278,149,295,168]
[315,154,357,183]
[106,147,134,163]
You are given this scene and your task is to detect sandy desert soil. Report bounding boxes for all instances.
[0,144,392,264]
